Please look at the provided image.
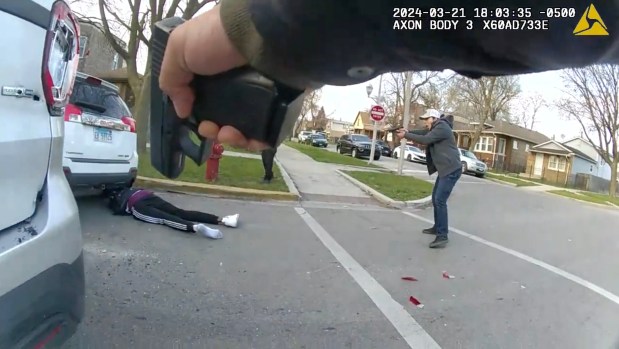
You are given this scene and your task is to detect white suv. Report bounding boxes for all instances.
[62,72,138,191]
[0,0,84,347]
[459,148,487,178]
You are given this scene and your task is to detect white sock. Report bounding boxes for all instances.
[221,213,239,228]
[193,224,223,239]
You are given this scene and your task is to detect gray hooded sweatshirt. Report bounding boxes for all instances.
[403,117,461,177]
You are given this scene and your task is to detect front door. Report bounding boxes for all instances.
[534,153,544,176]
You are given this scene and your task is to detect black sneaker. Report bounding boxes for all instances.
[429,236,448,248]
[422,227,436,235]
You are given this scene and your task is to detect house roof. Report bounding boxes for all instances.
[452,118,550,144]
[531,140,597,163]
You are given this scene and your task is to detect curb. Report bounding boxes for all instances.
[335,170,432,209]
[546,190,619,210]
[274,157,301,198]
[338,164,391,173]
[486,177,518,187]
[135,176,299,201]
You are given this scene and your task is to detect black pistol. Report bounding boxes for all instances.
[150,17,305,179]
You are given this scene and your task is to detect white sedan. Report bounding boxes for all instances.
[393,145,427,163]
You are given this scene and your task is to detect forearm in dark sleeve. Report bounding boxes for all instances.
[220,0,619,90]
[404,124,450,145]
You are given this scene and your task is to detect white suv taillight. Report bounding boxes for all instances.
[121,116,136,133]
[64,103,82,123]
[42,0,80,116]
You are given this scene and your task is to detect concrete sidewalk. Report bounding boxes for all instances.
[275,145,374,203]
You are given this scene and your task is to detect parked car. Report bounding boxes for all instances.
[0,0,85,347]
[336,133,381,160]
[460,148,487,177]
[305,133,328,147]
[393,144,427,163]
[376,140,392,157]
[62,72,138,191]
[298,131,312,143]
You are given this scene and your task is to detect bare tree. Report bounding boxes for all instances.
[556,64,619,196]
[379,71,440,127]
[513,92,546,130]
[418,73,456,111]
[293,89,323,136]
[308,107,328,131]
[74,0,216,153]
[449,76,521,151]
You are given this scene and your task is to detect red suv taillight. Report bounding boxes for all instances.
[42,0,80,117]
[121,116,136,133]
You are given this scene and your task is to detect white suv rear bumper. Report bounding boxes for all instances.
[62,152,138,189]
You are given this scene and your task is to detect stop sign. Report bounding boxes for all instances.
[370,105,385,122]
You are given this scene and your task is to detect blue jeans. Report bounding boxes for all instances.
[432,169,462,238]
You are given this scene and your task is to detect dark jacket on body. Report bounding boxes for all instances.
[108,188,154,215]
[403,117,461,177]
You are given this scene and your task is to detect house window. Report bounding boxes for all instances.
[513,140,519,150]
[79,36,88,58]
[548,155,567,172]
[474,136,494,152]
[558,157,567,171]
[525,144,530,152]
[497,138,506,154]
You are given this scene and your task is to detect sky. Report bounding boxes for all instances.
[319,70,584,141]
[73,1,584,142]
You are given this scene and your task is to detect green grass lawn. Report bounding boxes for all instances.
[284,141,379,168]
[486,172,539,187]
[547,190,616,205]
[223,145,260,155]
[576,191,619,205]
[138,152,289,192]
[343,170,433,201]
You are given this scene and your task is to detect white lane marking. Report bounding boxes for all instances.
[295,207,441,349]
[402,211,619,306]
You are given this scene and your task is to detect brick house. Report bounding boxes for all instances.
[524,138,619,188]
[451,116,550,173]
[78,21,125,76]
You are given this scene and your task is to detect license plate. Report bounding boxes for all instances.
[93,127,112,143]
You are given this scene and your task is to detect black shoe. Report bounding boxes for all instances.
[422,227,436,235]
[429,236,448,248]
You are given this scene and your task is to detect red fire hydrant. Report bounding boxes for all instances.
[205,142,224,182]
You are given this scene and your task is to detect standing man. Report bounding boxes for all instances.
[261,147,277,183]
[396,109,461,248]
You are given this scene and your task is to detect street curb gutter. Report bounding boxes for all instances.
[135,176,299,201]
[335,170,432,209]
[486,177,518,187]
[274,158,301,198]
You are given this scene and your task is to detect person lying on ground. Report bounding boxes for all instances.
[107,187,239,239]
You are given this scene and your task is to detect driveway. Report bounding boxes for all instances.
[64,187,619,348]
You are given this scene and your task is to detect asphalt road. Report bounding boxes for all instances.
[64,182,619,349]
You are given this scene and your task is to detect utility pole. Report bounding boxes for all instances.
[368,74,383,165]
[397,71,413,175]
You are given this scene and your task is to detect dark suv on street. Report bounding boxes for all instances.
[376,140,392,157]
[336,134,381,160]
